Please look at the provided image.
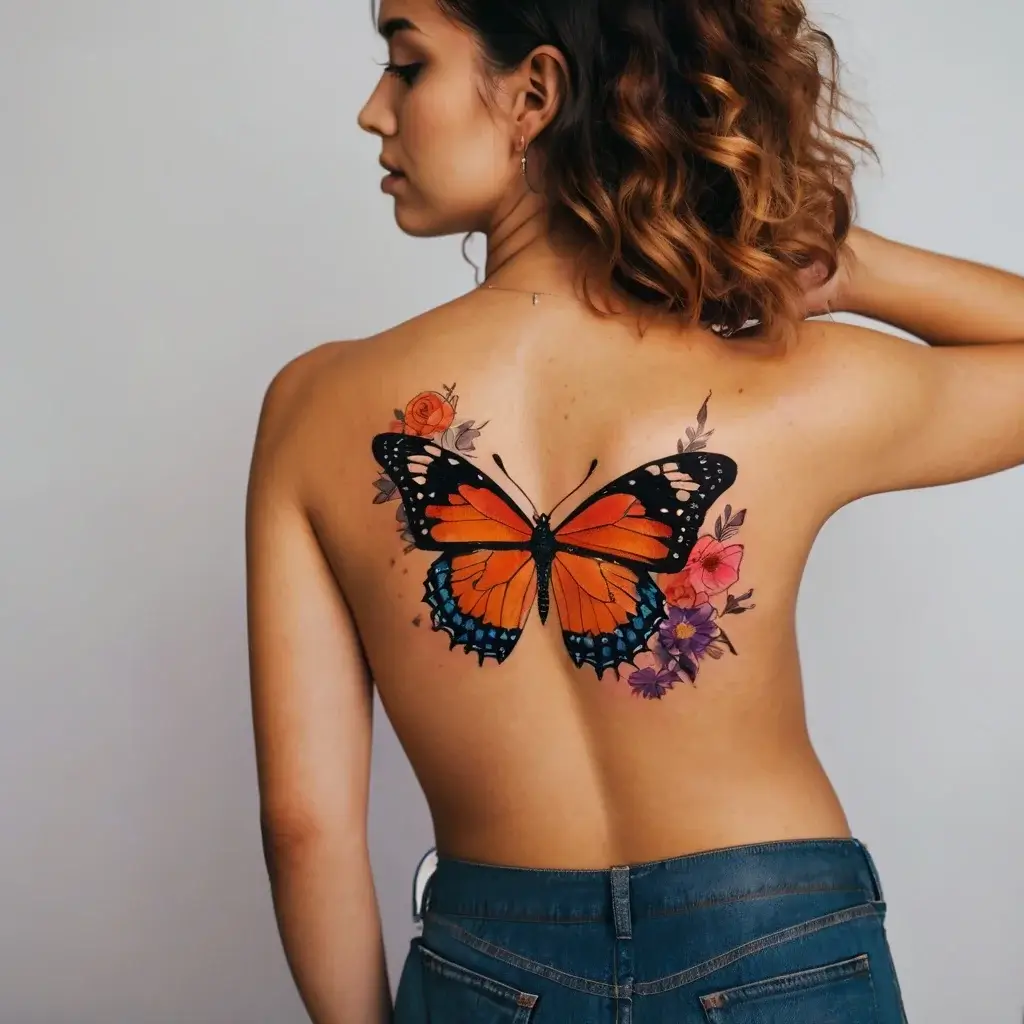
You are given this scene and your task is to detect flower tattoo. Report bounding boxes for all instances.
[625,400,755,699]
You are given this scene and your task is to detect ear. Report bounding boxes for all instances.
[510,45,569,142]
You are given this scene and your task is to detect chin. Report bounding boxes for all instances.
[394,213,440,238]
[393,203,467,239]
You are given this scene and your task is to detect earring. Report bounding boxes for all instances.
[520,135,528,178]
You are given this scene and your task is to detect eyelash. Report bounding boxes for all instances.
[379,60,423,85]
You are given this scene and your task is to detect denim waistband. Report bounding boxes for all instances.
[421,837,884,924]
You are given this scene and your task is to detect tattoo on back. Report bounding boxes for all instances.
[371,384,755,699]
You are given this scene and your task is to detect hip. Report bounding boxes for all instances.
[394,836,908,1023]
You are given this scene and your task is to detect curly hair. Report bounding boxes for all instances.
[401,0,874,337]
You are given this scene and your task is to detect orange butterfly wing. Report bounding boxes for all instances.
[372,433,538,664]
[550,452,738,677]
[447,549,538,630]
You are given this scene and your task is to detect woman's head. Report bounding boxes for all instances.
[360,0,873,336]
[359,0,567,240]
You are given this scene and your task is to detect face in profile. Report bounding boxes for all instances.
[358,0,522,237]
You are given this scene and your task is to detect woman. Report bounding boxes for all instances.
[244,0,1023,1021]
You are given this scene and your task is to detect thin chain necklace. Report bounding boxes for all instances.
[478,282,648,321]
[478,282,574,306]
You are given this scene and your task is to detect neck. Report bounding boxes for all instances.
[480,188,666,325]
[482,186,635,315]
[483,189,574,288]
[483,184,675,327]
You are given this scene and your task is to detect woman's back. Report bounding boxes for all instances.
[244,1,1024,1017]
[264,287,911,869]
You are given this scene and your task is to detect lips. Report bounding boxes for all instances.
[380,158,404,176]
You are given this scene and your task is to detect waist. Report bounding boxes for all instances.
[422,837,885,924]
[429,755,851,870]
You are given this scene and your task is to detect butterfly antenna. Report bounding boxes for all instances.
[492,454,539,518]
[548,458,599,520]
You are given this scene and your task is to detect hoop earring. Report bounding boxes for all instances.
[518,135,540,194]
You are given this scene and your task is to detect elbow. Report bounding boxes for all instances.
[259,807,326,880]
[259,806,368,880]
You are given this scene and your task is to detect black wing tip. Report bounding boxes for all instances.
[372,429,412,448]
[370,431,399,460]
[372,431,449,474]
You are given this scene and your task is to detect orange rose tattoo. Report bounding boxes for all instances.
[372,383,489,551]
[402,390,456,437]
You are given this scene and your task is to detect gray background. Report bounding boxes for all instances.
[2,1,1021,1021]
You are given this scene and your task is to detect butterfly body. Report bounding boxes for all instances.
[372,432,738,678]
[527,513,557,625]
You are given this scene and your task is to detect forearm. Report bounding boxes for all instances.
[266,833,393,1024]
[845,228,1024,346]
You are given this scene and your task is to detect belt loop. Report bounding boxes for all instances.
[854,838,885,903]
[610,865,632,939]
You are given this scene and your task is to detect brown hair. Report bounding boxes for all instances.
[434,0,876,336]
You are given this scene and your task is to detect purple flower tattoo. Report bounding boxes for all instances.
[657,603,719,680]
[628,665,682,700]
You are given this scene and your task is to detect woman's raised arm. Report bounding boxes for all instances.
[795,228,1024,504]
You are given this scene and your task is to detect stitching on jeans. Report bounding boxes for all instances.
[427,900,880,999]
[417,940,540,1004]
[635,901,878,995]
[429,915,619,997]
[866,953,881,1022]
[434,837,863,876]
[641,885,870,918]
[425,884,871,924]
[877,924,909,1022]
[699,952,870,1008]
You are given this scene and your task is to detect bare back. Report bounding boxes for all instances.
[279,288,866,868]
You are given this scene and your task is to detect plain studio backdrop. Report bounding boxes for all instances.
[2,1,1021,1021]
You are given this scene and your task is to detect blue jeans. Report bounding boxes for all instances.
[393,837,908,1023]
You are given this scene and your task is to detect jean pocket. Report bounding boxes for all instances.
[699,952,879,1023]
[414,937,541,1023]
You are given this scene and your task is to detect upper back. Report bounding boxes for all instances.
[278,289,860,863]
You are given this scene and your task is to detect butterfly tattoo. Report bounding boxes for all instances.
[372,433,738,679]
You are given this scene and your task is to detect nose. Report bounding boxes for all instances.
[357,77,398,138]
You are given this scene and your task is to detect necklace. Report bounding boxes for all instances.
[479,283,572,306]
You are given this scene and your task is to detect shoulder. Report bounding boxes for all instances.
[256,332,390,443]
[788,316,923,372]
[785,316,1024,500]
[259,341,346,424]
[248,339,365,508]
[260,296,475,412]
[785,317,935,429]
[249,304,460,481]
